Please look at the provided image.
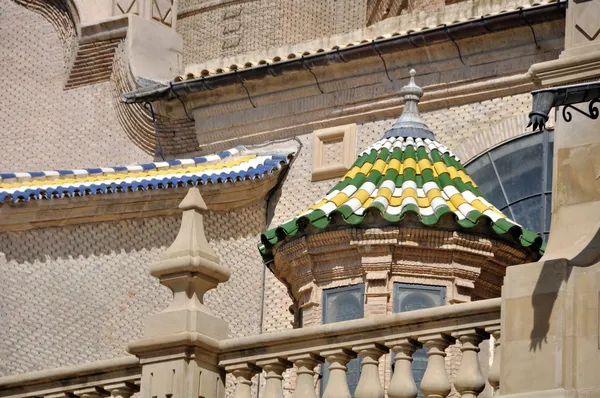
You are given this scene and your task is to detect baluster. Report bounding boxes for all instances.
[104,382,137,398]
[453,329,488,398]
[353,343,388,398]
[320,348,357,398]
[227,363,261,398]
[486,326,501,396]
[257,358,292,398]
[74,387,110,398]
[418,333,455,398]
[387,338,422,398]
[45,393,75,398]
[289,353,324,398]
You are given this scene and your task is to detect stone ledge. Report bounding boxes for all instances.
[0,357,140,398]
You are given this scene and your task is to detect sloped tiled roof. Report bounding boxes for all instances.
[0,147,292,203]
[258,71,544,265]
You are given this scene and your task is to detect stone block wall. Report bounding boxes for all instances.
[0,201,266,376]
[0,0,150,173]
[177,0,367,67]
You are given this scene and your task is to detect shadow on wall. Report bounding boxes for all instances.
[0,211,261,264]
[529,259,571,352]
[529,227,600,351]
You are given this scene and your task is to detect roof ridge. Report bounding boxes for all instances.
[0,148,295,203]
[0,147,246,183]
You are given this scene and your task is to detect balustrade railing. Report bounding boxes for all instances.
[0,357,140,398]
[219,298,502,398]
[0,299,501,398]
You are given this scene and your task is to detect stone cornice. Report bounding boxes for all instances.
[154,19,564,154]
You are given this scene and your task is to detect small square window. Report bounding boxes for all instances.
[394,283,446,313]
[312,124,357,181]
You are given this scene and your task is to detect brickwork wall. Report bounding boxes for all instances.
[0,0,150,172]
[367,0,462,26]
[111,42,200,158]
[177,0,367,67]
[0,202,266,376]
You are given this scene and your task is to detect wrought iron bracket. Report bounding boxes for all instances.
[528,82,600,131]
[562,98,600,122]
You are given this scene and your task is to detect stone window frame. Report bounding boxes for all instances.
[311,124,357,181]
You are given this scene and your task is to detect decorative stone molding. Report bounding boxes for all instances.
[143,10,565,155]
[271,226,534,320]
[0,357,140,398]
[218,299,501,398]
[113,0,176,27]
[529,0,600,86]
[311,124,357,182]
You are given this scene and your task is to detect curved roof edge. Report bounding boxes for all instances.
[0,146,295,203]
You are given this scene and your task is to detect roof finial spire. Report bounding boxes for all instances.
[383,69,434,139]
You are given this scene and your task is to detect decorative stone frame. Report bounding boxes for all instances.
[311,124,357,181]
[270,226,537,328]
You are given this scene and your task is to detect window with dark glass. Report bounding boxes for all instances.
[393,283,446,397]
[464,130,554,241]
[321,284,364,396]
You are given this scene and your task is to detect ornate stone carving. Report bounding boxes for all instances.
[271,226,532,316]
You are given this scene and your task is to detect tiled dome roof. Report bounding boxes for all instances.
[258,71,545,265]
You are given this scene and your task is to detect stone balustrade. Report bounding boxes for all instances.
[0,300,500,398]
[0,357,140,398]
[219,298,502,398]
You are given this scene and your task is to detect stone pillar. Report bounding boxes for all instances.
[128,188,230,398]
[320,349,356,398]
[500,101,600,396]
[562,0,600,59]
[530,0,600,85]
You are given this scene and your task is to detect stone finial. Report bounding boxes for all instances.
[384,69,434,139]
[144,187,230,339]
[150,187,229,283]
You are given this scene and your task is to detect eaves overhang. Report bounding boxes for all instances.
[122,1,566,105]
[0,145,297,231]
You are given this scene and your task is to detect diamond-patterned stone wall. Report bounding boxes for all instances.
[0,201,266,376]
[0,0,151,172]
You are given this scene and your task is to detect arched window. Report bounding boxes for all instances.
[464,130,554,241]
